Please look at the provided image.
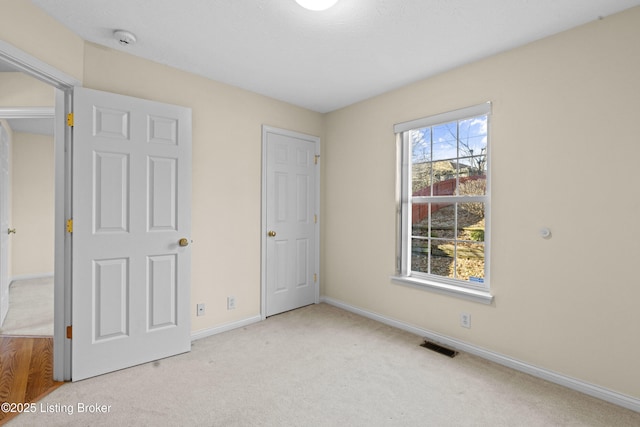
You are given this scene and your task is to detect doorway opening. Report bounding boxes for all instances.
[0,50,70,423]
[0,39,78,384]
[0,99,56,336]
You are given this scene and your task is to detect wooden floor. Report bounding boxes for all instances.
[0,336,63,425]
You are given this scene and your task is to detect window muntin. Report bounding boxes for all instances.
[396,103,490,291]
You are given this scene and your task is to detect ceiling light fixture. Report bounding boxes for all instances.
[295,0,338,11]
[113,30,137,46]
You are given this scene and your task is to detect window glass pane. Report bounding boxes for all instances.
[411,237,429,274]
[456,202,485,241]
[458,116,487,184]
[432,122,457,161]
[458,116,487,160]
[430,239,455,278]
[465,156,487,178]
[411,128,432,196]
[457,176,486,196]
[431,204,455,239]
[455,243,485,283]
[411,204,429,237]
[412,162,432,196]
[432,161,456,192]
[410,128,431,163]
[412,202,430,274]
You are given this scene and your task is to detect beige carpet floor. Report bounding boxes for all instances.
[0,277,53,336]
[7,303,640,426]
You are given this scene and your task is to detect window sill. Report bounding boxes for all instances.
[391,275,494,305]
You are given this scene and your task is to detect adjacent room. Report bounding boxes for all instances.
[0,0,639,425]
[0,70,55,338]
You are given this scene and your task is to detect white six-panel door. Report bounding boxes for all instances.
[72,87,192,380]
[263,127,319,317]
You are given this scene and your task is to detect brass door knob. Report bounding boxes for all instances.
[267,231,276,237]
[178,238,189,247]
[7,228,16,235]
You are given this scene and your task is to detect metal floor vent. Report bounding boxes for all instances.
[420,340,458,358]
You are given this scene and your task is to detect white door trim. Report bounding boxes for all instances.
[0,107,54,118]
[0,40,79,89]
[0,40,79,381]
[260,126,320,320]
[0,123,9,326]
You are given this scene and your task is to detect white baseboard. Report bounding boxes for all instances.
[321,296,640,413]
[10,272,54,284]
[191,315,262,342]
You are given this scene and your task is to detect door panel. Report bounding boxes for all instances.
[94,258,128,340]
[148,254,177,329]
[148,157,177,231]
[72,87,191,381]
[264,128,318,316]
[94,151,129,233]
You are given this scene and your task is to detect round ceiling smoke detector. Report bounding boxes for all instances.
[113,30,137,46]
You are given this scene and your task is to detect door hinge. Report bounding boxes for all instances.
[67,113,74,127]
[314,154,320,165]
[314,214,317,224]
[66,325,72,339]
[313,273,317,283]
[66,219,73,233]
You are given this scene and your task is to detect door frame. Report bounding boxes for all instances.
[0,122,9,325]
[260,125,320,319]
[0,40,79,381]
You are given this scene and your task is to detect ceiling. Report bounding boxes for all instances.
[3,118,54,135]
[23,0,640,113]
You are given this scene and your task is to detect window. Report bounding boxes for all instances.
[392,103,493,304]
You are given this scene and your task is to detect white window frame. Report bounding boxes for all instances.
[391,102,494,304]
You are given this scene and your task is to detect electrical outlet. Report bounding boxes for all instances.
[197,303,205,316]
[460,313,471,328]
[227,296,236,310]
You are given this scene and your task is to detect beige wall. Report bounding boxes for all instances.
[10,132,54,276]
[0,72,55,106]
[0,0,83,82]
[323,7,640,399]
[82,43,325,331]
